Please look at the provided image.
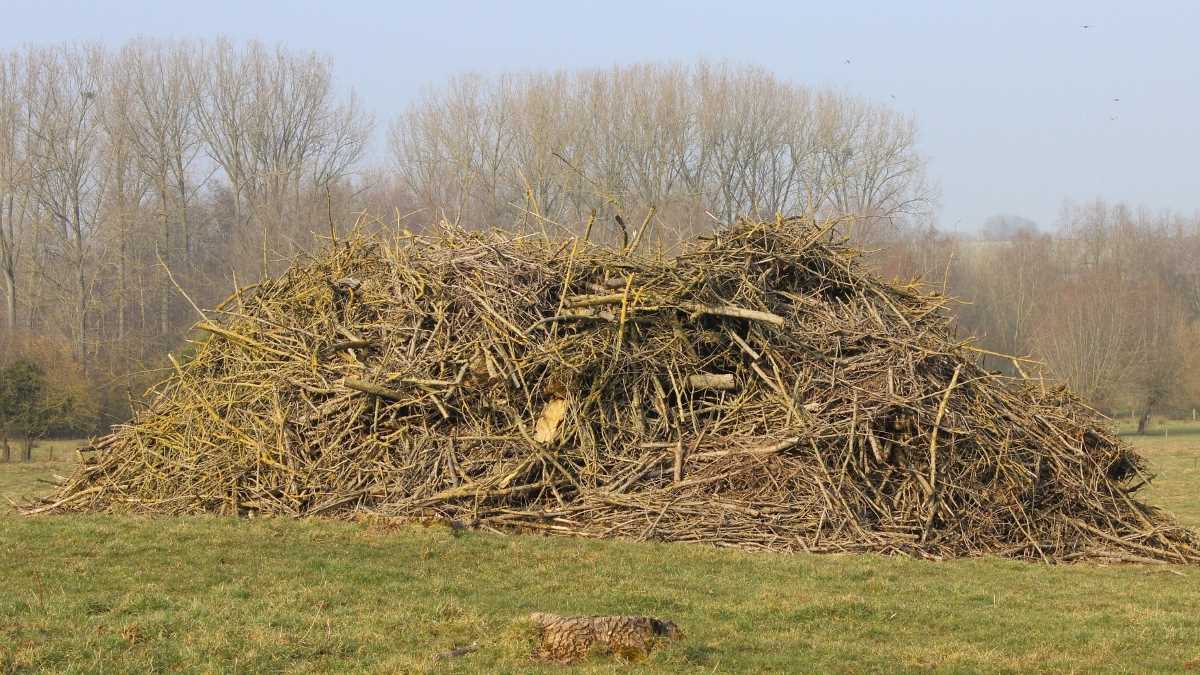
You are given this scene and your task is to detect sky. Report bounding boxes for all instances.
[4,0,1199,233]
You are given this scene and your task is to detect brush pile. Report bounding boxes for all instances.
[31,217,1199,562]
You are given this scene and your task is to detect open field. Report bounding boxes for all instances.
[0,440,86,503]
[1116,419,1200,528]
[1,427,1198,673]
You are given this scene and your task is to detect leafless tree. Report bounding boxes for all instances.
[119,39,205,336]
[1031,270,1142,405]
[390,63,936,246]
[193,39,372,276]
[0,50,33,333]
[25,45,105,362]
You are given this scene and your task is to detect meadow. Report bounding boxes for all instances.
[1,424,1198,673]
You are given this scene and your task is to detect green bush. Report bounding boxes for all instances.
[0,358,47,461]
[0,353,102,459]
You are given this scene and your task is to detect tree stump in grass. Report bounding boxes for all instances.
[529,612,682,663]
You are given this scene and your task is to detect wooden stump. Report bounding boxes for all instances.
[529,612,682,663]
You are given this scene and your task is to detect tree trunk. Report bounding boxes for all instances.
[20,435,34,462]
[72,201,87,371]
[1,195,17,333]
[176,166,191,265]
[2,260,15,333]
[118,226,127,343]
[1137,407,1152,435]
[27,221,44,332]
[1,430,10,463]
[159,199,171,337]
[76,252,86,370]
[116,179,127,343]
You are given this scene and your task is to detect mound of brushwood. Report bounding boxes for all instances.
[31,217,1198,563]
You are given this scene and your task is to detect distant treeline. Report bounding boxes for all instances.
[0,38,380,433]
[0,40,1195,443]
[884,200,1200,430]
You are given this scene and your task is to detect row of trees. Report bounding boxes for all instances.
[0,38,375,430]
[0,41,1194,443]
[390,63,935,246]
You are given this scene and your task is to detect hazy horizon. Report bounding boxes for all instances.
[6,0,1198,233]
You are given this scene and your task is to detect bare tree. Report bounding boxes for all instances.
[964,232,1058,359]
[97,46,151,347]
[191,38,254,269]
[0,50,33,333]
[390,63,936,245]
[1130,292,1191,433]
[121,39,204,336]
[194,39,371,276]
[1030,271,1141,405]
[25,45,105,363]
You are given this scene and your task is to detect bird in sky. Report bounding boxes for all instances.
[1081,24,1091,29]
[844,59,851,65]
[1112,98,1120,102]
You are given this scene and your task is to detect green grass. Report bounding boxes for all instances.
[1,430,1199,674]
[1117,419,1200,528]
[0,439,85,505]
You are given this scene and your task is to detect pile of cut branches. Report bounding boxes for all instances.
[30,217,1199,563]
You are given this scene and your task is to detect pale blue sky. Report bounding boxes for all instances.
[5,0,1198,232]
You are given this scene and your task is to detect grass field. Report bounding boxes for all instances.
[1,427,1198,673]
[1116,419,1200,528]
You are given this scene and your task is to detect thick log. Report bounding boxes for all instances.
[686,373,736,391]
[529,612,682,663]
